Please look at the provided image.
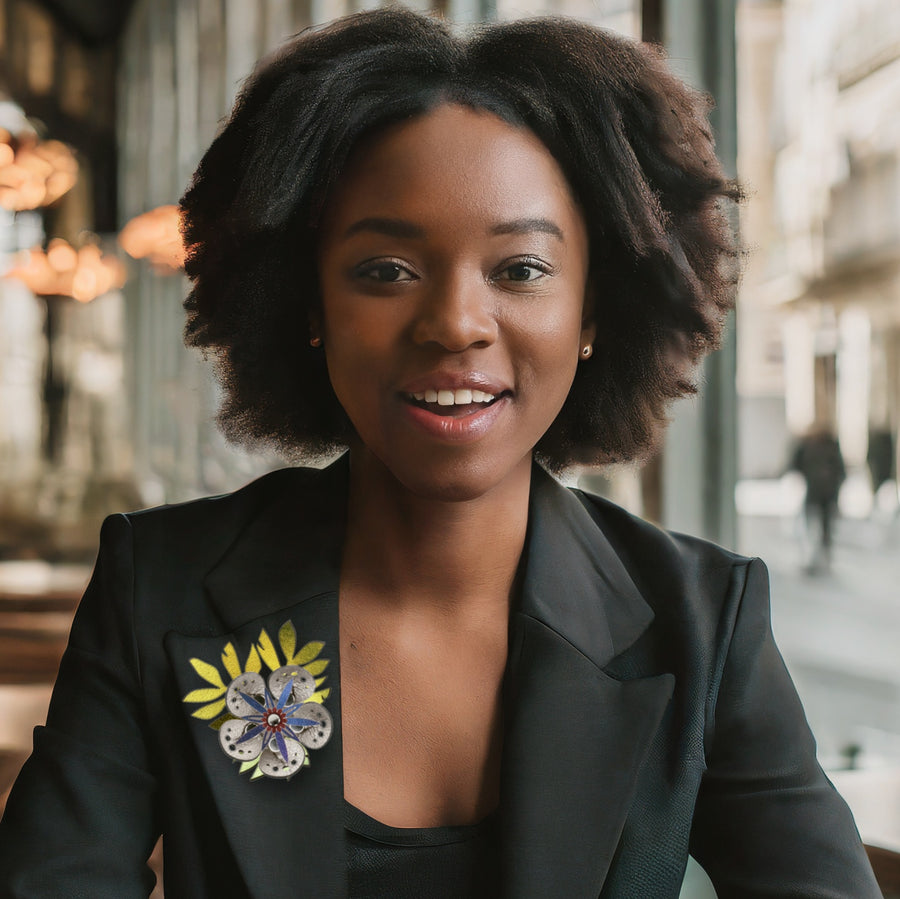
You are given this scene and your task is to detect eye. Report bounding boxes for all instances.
[355,260,416,283]
[494,257,552,284]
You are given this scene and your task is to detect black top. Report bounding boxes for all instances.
[345,801,502,898]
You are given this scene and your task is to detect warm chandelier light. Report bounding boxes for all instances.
[0,130,79,212]
[118,204,186,271]
[5,238,127,303]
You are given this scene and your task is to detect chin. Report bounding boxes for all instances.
[391,453,531,505]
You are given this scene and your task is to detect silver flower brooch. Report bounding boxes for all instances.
[182,621,333,780]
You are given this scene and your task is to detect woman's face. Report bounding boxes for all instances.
[317,103,593,501]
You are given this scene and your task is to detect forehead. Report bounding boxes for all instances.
[321,103,585,239]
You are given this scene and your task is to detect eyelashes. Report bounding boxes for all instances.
[355,260,415,283]
[499,257,553,283]
[352,256,555,286]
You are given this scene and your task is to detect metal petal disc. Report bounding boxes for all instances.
[219,719,265,762]
[268,665,316,705]
[258,742,306,779]
[225,671,266,718]
[295,702,333,749]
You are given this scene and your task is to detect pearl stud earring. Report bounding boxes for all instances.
[581,345,593,359]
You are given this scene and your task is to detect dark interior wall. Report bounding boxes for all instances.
[33,0,134,45]
[0,0,135,231]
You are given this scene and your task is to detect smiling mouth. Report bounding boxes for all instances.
[405,388,507,418]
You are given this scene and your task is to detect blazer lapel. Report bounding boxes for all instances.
[166,458,350,899]
[164,457,672,898]
[500,467,675,898]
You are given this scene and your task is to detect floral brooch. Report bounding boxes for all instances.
[182,620,333,780]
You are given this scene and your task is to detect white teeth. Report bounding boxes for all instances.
[411,388,497,405]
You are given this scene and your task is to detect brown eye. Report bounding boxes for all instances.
[495,258,551,284]
[357,261,415,282]
[505,263,539,282]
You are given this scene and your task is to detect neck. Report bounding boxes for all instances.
[341,449,532,616]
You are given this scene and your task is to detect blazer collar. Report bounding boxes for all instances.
[519,463,655,665]
[169,457,672,899]
[203,455,349,631]
[201,457,653,654]
[501,465,674,897]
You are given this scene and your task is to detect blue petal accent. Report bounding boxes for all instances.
[238,691,267,714]
[234,724,265,745]
[286,717,318,728]
[276,679,294,710]
[275,731,289,763]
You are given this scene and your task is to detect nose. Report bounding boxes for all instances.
[410,273,498,352]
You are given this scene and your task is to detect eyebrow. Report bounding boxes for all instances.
[490,218,564,241]
[342,216,564,241]
[343,218,425,240]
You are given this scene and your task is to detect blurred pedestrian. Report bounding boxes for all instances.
[867,427,895,497]
[791,426,846,571]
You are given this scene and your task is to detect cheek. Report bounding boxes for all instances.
[513,300,585,376]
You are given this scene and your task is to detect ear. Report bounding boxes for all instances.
[580,281,596,347]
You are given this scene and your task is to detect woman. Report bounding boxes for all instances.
[0,8,880,897]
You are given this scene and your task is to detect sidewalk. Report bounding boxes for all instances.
[738,503,900,768]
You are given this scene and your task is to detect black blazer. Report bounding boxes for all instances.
[0,457,881,898]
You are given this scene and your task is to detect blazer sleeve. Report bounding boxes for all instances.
[688,557,881,898]
[0,515,159,899]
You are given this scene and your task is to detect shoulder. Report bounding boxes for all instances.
[102,464,339,570]
[570,486,762,638]
[124,465,320,525]
[571,486,751,576]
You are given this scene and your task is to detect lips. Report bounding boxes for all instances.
[397,373,511,438]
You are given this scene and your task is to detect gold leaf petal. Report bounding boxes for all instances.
[314,676,327,688]
[306,688,330,704]
[183,687,225,703]
[304,658,329,676]
[250,766,264,780]
[256,629,280,672]
[189,657,225,689]
[244,646,262,673]
[278,621,297,663]
[221,643,241,680]
[291,640,324,667]
[190,698,226,720]
[239,759,259,774]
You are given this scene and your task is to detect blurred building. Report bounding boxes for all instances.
[738,0,900,494]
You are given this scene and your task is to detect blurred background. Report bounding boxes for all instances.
[0,0,898,893]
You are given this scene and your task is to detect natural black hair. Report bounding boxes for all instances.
[181,6,740,469]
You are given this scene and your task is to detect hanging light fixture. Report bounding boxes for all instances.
[5,237,127,303]
[118,204,185,271]
[0,129,79,212]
